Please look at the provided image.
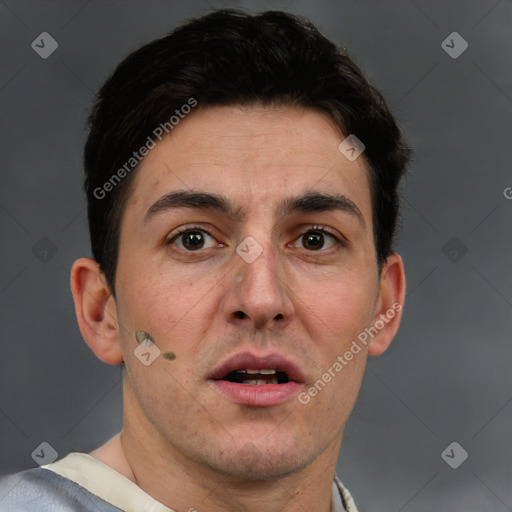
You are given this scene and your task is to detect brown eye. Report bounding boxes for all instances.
[292,228,338,251]
[181,231,205,250]
[302,231,325,250]
[168,228,219,251]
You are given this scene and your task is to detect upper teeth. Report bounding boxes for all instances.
[235,369,277,375]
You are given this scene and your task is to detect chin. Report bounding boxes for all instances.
[207,438,314,481]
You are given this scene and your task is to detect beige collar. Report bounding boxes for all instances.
[43,452,357,512]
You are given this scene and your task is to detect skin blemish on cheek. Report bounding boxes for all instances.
[135,330,154,345]
[135,331,176,361]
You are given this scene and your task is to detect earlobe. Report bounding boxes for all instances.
[70,258,124,365]
[367,253,406,356]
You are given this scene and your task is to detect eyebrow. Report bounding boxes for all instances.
[143,189,365,226]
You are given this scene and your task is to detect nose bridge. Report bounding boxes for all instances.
[230,230,292,326]
[238,235,279,291]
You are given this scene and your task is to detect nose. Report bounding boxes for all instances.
[222,236,295,331]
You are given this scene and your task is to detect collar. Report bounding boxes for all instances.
[44,452,358,511]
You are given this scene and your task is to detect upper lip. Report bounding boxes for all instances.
[209,351,306,383]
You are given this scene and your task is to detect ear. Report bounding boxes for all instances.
[367,252,406,356]
[70,258,124,365]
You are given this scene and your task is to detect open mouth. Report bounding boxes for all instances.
[209,352,305,406]
[220,369,291,386]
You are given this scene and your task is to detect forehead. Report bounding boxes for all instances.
[124,104,372,225]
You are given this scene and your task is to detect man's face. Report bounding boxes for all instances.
[113,105,380,479]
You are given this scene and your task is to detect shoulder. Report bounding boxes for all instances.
[0,467,122,512]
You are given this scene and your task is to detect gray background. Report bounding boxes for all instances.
[1,0,511,510]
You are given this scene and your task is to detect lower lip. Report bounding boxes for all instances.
[211,380,303,407]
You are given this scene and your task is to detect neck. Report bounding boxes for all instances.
[90,389,342,512]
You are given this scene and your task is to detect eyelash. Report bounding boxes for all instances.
[167,224,343,251]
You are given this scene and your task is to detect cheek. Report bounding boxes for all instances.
[115,264,219,367]
[117,258,196,323]
[305,271,376,344]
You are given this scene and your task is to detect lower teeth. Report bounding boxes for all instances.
[243,378,279,385]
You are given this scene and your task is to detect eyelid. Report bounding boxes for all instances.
[169,224,213,237]
[166,224,217,245]
[305,224,341,239]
